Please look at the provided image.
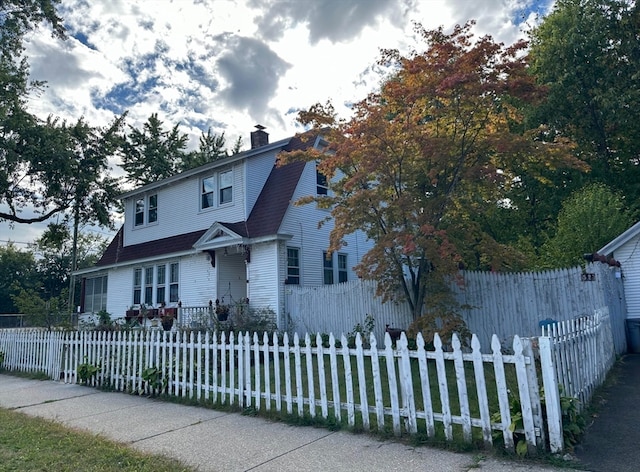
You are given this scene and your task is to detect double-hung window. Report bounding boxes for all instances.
[148,194,158,223]
[135,199,145,226]
[83,275,107,313]
[219,170,233,204]
[287,247,300,284]
[323,252,334,284]
[316,165,328,195]
[134,194,157,226]
[323,252,348,284]
[156,265,166,303]
[201,176,215,209]
[338,254,348,283]
[169,263,179,302]
[201,170,233,210]
[133,268,142,304]
[144,267,154,304]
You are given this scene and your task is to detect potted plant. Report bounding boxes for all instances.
[215,299,230,322]
[159,303,175,331]
[125,306,139,319]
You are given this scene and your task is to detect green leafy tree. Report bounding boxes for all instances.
[35,223,108,308]
[529,0,640,207]
[11,287,64,329]
[539,183,636,268]
[0,1,70,224]
[122,113,188,185]
[181,129,228,170]
[282,23,583,319]
[0,243,37,313]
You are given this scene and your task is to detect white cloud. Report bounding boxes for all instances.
[2,0,555,245]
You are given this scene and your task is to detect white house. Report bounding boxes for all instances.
[598,221,640,320]
[76,126,371,328]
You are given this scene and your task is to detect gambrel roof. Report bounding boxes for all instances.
[94,133,314,268]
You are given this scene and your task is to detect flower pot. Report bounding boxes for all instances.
[161,319,174,331]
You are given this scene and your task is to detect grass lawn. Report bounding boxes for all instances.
[0,408,194,472]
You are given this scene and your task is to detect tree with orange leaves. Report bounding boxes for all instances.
[281,22,585,320]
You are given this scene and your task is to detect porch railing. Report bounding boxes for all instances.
[177,303,249,329]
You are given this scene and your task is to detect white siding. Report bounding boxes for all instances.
[123,163,247,246]
[179,253,217,306]
[279,161,373,286]
[613,239,640,318]
[105,267,133,319]
[247,241,280,311]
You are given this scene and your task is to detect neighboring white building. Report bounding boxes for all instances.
[76,126,371,328]
[599,221,640,319]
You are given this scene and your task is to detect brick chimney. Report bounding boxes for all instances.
[250,124,269,149]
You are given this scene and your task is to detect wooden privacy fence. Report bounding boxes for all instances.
[286,264,626,355]
[0,309,616,455]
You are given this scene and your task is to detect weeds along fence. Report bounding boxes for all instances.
[0,309,616,455]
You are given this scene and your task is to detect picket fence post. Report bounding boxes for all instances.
[538,335,563,453]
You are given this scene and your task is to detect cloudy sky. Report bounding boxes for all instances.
[2,0,554,246]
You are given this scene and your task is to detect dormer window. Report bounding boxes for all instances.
[134,198,145,226]
[134,194,158,227]
[202,176,215,209]
[200,169,233,210]
[219,170,233,204]
[148,194,158,223]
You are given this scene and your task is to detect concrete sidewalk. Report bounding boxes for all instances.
[0,374,574,472]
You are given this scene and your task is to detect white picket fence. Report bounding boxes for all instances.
[0,309,616,454]
[0,329,64,380]
[540,308,616,407]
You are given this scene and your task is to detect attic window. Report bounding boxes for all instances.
[135,198,144,226]
[134,194,157,227]
[219,170,233,204]
[316,165,328,195]
[148,194,158,223]
[202,176,215,209]
[201,170,233,209]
